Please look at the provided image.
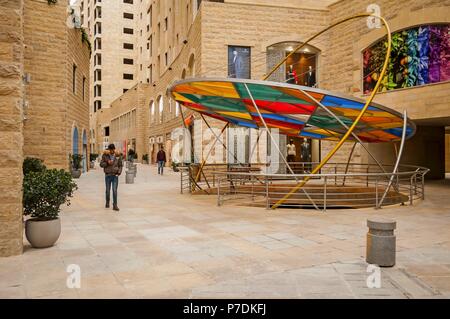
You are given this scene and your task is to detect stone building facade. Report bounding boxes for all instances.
[96,0,450,178]
[23,0,91,172]
[0,0,25,257]
[0,0,91,257]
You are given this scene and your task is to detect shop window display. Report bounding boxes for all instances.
[363,24,450,94]
[266,42,318,87]
[228,46,251,79]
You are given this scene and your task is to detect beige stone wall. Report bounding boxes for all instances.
[107,83,150,160]
[23,0,90,170]
[201,1,330,80]
[446,130,450,173]
[66,25,91,169]
[0,0,24,256]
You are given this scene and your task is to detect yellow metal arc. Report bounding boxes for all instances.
[271,13,392,209]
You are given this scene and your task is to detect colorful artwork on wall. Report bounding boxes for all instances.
[363,24,450,94]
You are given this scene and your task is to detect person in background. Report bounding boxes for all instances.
[100,144,123,211]
[157,146,167,175]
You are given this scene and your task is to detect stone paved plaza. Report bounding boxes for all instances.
[1,164,450,299]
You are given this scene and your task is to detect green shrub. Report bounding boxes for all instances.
[23,157,47,176]
[90,153,99,161]
[142,154,149,162]
[23,169,78,220]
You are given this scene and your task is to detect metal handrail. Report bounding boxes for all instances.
[188,162,430,211]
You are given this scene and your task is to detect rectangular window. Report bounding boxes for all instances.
[123,73,134,80]
[123,43,134,50]
[165,52,168,66]
[94,69,101,81]
[94,22,101,35]
[123,28,134,35]
[228,46,251,79]
[123,58,134,65]
[123,12,133,20]
[94,53,101,66]
[82,76,86,101]
[94,38,101,51]
[72,64,77,94]
[123,0,133,4]
[94,100,102,112]
[123,89,128,93]
[164,17,168,31]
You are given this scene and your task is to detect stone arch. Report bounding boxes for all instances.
[187,53,195,77]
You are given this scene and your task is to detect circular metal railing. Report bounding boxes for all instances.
[180,162,429,211]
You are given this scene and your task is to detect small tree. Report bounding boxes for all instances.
[23,169,78,220]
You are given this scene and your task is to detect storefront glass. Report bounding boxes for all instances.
[266,42,318,87]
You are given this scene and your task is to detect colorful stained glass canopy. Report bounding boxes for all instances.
[169,78,415,143]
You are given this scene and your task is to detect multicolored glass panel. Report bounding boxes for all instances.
[363,24,450,94]
[170,79,415,143]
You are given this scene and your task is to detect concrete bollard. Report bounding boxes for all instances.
[125,170,135,184]
[366,218,396,267]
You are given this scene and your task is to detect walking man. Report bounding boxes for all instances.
[157,146,166,175]
[100,144,123,211]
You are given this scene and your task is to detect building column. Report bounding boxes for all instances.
[0,0,24,256]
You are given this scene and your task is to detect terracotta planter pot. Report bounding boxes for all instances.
[25,218,61,248]
[71,169,81,179]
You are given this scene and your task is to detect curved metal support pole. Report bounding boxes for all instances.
[264,13,387,81]
[271,14,392,209]
[342,142,357,186]
[378,110,408,208]
[244,83,320,211]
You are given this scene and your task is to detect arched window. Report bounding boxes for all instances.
[72,127,79,155]
[266,42,319,87]
[150,101,155,123]
[188,54,195,77]
[363,24,450,94]
[158,95,164,124]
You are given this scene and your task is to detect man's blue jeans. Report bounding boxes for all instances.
[158,161,165,175]
[105,175,119,206]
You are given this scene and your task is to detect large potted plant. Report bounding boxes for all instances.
[70,154,83,178]
[90,153,98,169]
[142,154,149,164]
[23,165,77,248]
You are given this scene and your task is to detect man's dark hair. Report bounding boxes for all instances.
[107,144,116,150]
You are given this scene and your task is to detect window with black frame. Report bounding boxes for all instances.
[228,46,251,79]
